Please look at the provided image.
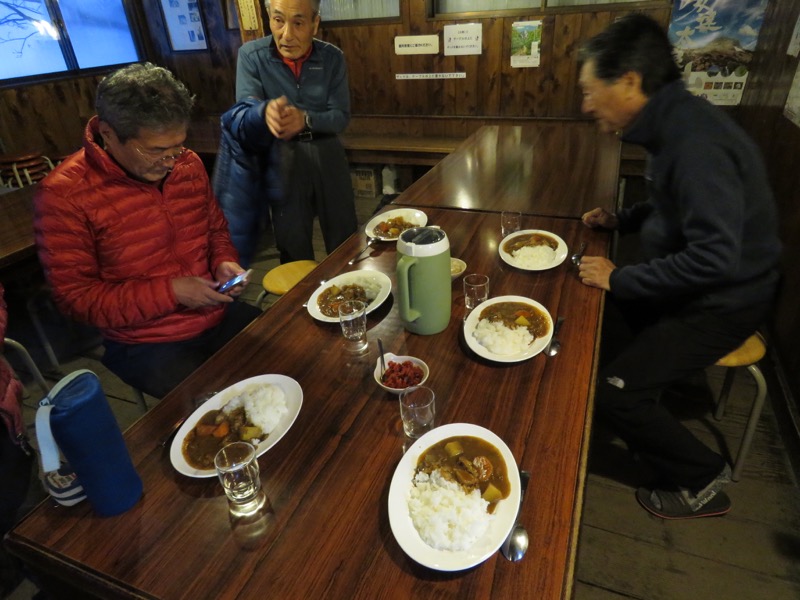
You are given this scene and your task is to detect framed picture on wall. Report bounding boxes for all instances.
[159,0,209,51]
[225,0,240,29]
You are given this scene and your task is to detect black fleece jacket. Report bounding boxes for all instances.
[610,80,781,312]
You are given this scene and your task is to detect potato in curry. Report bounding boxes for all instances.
[479,301,550,340]
[317,283,369,318]
[182,408,262,470]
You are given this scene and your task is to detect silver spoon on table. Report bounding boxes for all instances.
[500,469,530,562]
[545,316,565,357]
[347,237,376,265]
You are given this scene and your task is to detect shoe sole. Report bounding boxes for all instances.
[635,488,731,520]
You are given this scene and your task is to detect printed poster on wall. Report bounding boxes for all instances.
[668,0,768,106]
[510,21,542,68]
[160,0,208,51]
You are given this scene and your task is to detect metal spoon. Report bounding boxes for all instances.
[348,237,375,265]
[377,338,387,380]
[500,470,530,562]
[570,241,587,267]
[545,316,565,357]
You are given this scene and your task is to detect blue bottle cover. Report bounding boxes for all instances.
[42,370,143,516]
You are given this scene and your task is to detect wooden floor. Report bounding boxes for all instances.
[3,188,799,600]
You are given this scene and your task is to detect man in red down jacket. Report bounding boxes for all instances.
[34,63,262,399]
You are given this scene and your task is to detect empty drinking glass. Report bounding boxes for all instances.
[399,386,435,438]
[214,442,267,517]
[501,211,522,238]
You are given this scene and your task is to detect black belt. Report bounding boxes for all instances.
[293,131,335,142]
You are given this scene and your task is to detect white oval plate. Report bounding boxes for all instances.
[365,208,428,241]
[388,423,521,571]
[464,295,553,363]
[306,270,392,323]
[170,374,303,478]
[499,229,568,271]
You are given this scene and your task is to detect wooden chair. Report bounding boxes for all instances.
[4,337,50,396]
[713,333,768,482]
[255,260,319,306]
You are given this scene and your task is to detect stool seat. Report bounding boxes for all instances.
[716,333,766,368]
[262,260,319,296]
[713,332,768,481]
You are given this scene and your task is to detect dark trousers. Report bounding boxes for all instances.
[102,302,262,399]
[272,136,357,263]
[596,296,769,491]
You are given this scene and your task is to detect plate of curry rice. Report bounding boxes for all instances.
[170,374,303,478]
[306,270,392,323]
[463,295,553,363]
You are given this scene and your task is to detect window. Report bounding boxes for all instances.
[320,0,400,22]
[0,0,140,81]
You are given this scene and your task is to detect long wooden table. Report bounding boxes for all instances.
[398,123,621,218]
[0,184,37,269]
[7,206,608,599]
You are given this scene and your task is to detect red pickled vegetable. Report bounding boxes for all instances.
[381,360,424,389]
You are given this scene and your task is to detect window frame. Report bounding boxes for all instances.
[0,0,145,89]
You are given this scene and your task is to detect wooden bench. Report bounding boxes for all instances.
[339,134,465,167]
[184,119,465,168]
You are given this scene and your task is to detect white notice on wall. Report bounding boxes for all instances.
[396,73,466,80]
[783,62,800,128]
[235,0,259,31]
[395,35,440,55]
[510,21,542,68]
[444,23,482,56]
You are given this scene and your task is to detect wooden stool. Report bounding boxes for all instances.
[713,333,767,482]
[255,260,318,305]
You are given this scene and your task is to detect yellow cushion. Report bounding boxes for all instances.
[716,333,766,368]
[262,260,318,296]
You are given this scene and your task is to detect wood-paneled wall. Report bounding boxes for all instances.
[737,1,800,415]
[0,1,669,155]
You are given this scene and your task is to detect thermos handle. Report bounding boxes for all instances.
[397,255,421,323]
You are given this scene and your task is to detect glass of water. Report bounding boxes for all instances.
[463,273,490,311]
[214,442,266,517]
[338,299,368,353]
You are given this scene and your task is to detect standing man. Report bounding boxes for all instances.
[35,63,261,399]
[229,0,357,263]
[577,15,780,519]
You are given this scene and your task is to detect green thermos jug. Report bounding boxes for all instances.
[396,227,451,335]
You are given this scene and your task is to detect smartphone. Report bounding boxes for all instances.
[218,269,252,294]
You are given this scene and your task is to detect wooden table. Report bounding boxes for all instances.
[0,184,36,269]
[398,123,621,218]
[7,206,608,599]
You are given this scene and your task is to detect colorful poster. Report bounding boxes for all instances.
[668,0,768,106]
[510,21,542,69]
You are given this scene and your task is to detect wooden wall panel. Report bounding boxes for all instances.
[737,1,800,408]
[0,2,671,156]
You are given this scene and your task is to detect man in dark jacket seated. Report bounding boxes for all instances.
[34,63,262,399]
[576,15,781,519]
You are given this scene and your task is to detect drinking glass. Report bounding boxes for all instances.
[338,299,368,353]
[501,211,522,238]
[215,442,266,517]
[463,274,490,310]
[399,386,435,438]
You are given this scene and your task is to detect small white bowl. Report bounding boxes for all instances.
[374,353,430,394]
[450,258,467,280]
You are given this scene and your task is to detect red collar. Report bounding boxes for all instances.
[281,46,313,80]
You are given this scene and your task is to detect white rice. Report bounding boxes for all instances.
[353,276,382,300]
[408,470,492,551]
[223,383,288,435]
[511,244,556,269]
[472,319,534,355]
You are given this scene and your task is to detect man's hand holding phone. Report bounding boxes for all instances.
[218,269,253,294]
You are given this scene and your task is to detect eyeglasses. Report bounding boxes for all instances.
[132,143,186,167]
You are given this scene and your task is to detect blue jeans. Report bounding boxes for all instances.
[102,302,262,399]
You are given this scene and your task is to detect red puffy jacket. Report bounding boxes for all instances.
[34,117,239,344]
